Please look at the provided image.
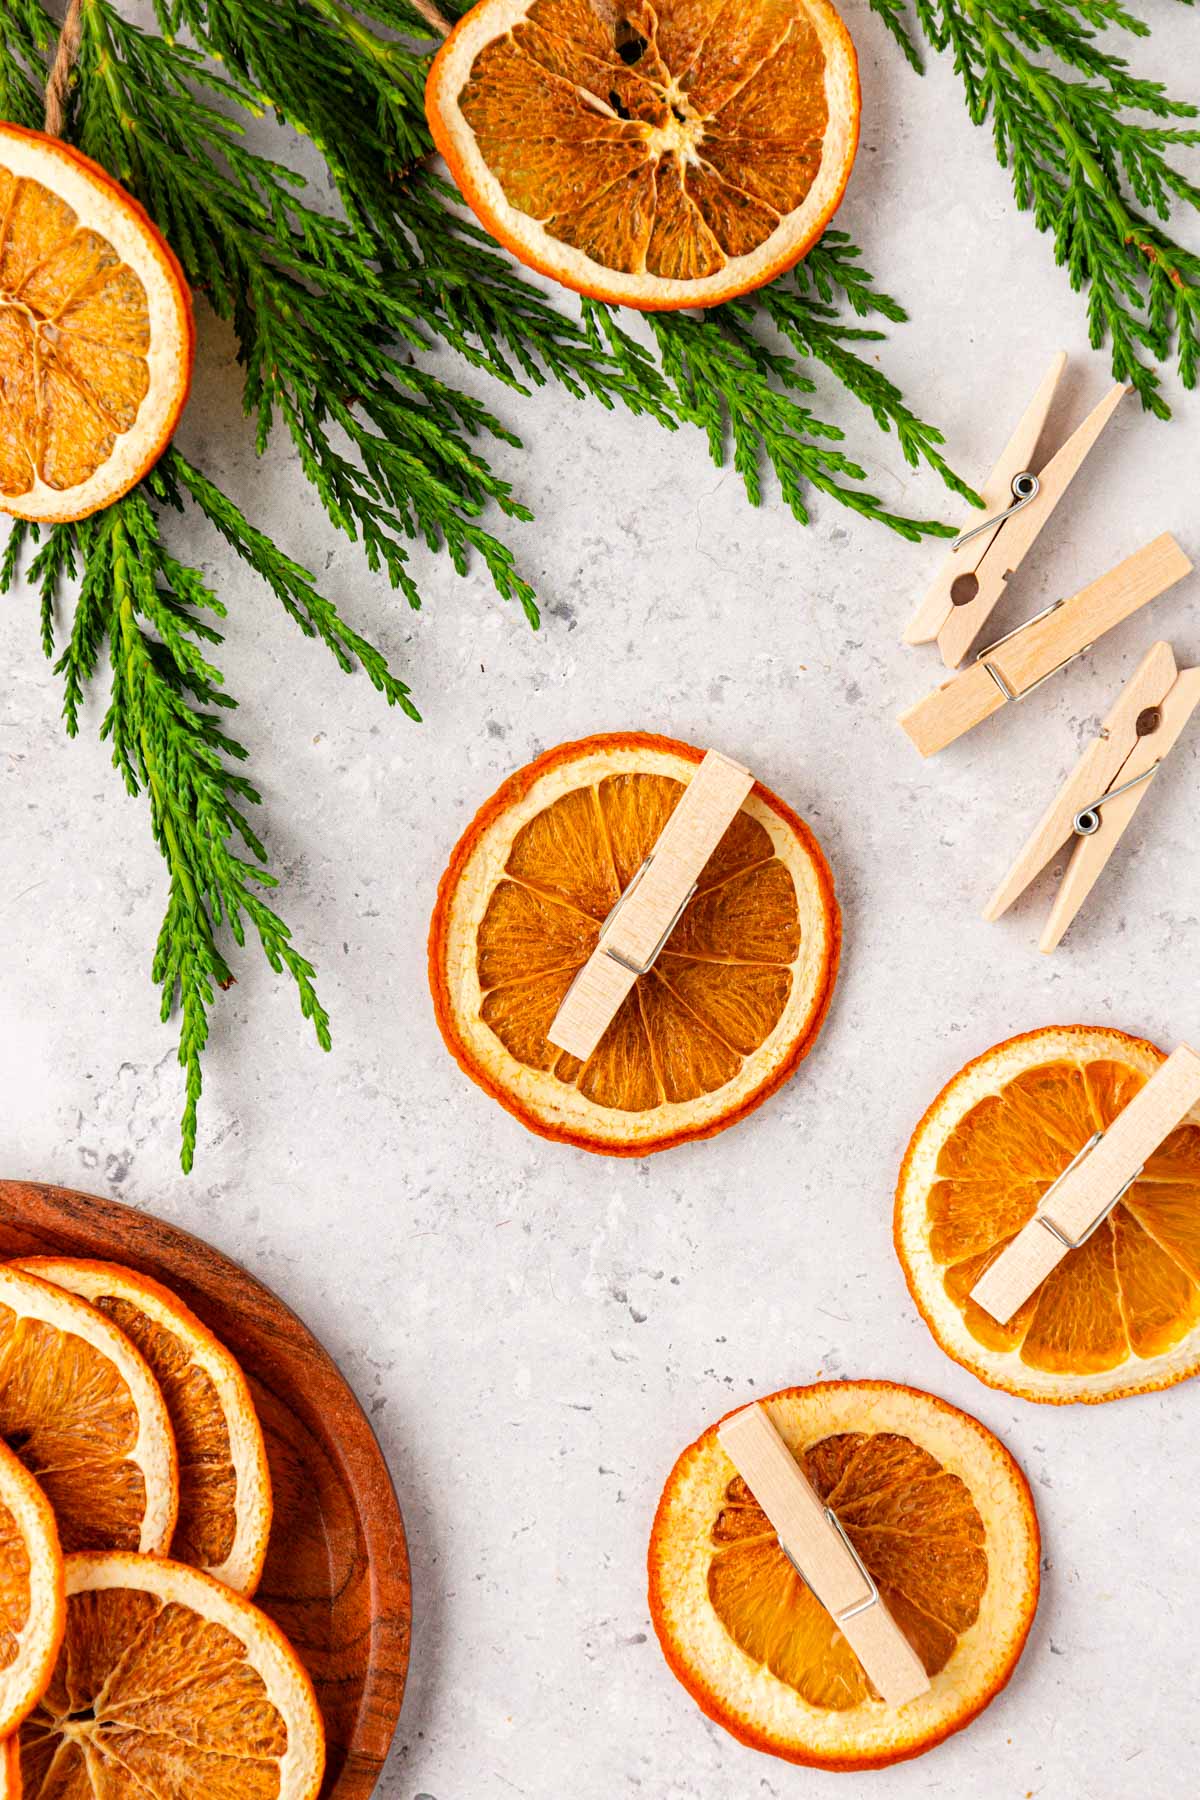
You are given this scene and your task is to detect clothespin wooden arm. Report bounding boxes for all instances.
[971,1045,1200,1323]
[983,641,1179,925]
[547,750,753,1062]
[718,1404,930,1708]
[935,382,1127,673]
[904,352,1066,655]
[903,363,1127,672]
[898,534,1192,758]
[1039,662,1200,953]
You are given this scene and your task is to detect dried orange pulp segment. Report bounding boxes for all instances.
[0,1439,64,1740]
[15,1552,325,1800]
[428,733,840,1154]
[0,124,193,522]
[0,1265,177,1555]
[895,1026,1200,1403]
[15,1259,272,1596]
[648,1383,1039,1770]
[426,0,860,310]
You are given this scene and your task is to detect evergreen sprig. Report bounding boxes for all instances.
[648,302,955,540]
[16,0,542,614]
[871,0,1200,415]
[2,461,382,1169]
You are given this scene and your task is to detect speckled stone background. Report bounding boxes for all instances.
[3,5,1200,1795]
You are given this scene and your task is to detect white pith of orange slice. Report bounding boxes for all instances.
[15,1259,272,1595]
[0,1264,177,1556]
[428,732,840,1154]
[426,0,860,310]
[0,1439,64,1740]
[649,1382,1039,1770]
[14,1551,325,1800]
[0,123,193,522]
[896,1025,1200,1403]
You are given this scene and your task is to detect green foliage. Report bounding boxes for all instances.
[1,456,417,1168]
[55,0,539,615]
[162,0,963,532]
[872,0,1200,415]
[649,302,957,540]
[766,232,980,517]
[0,0,977,1168]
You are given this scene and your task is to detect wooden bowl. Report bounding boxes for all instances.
[0,1179,410,1799]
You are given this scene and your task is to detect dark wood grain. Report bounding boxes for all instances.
[0,1179,410,1800]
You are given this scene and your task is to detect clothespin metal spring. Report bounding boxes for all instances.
[553,853,696,1022]
[1072,763,1160,837]
[596,854,696,977]
[952,470,1040,552]
[974,596,1095,705]
[1034,1131,1144,1251]
[782,1509,880,1625]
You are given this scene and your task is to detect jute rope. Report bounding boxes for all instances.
[43,0,84,138]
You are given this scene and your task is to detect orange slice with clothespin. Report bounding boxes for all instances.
[426,0,860,310]
[896,1025,1200,1402]
[428,732,840,1154]
[0,122,193,521]
[649,1382,1039,1769]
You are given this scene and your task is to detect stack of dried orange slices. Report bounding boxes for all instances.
[0,1259,324,1798]
[429,733,840,1153]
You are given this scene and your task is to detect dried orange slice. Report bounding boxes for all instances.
[0,1265,177,1555]
[426,0,860,310]
[428,732,840,1153]
[0,123,193,522]
[649,1382,1039,1770]
[14,1259,271,1595]
[14,1551,325,1799]
[896,1026,1200,1403]
[0,1439,64,1740]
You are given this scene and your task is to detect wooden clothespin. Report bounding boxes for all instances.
[905,355,1126,669]
[547,749,753,1062]
[985,641,1200,951]
[718,1404,929,1707]
[898,534,1192,758]
[972,1045,1200,1323]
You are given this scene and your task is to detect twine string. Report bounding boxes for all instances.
[44,0,85,138]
